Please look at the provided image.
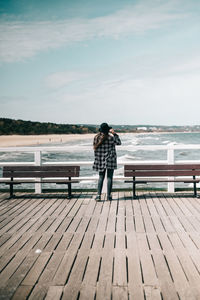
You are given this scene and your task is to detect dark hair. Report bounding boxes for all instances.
[93,132,108,150]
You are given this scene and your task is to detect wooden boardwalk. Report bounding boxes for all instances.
[1,191,200,299]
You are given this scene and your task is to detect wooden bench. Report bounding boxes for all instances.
[124,164,200,199]
[2,165,80,198]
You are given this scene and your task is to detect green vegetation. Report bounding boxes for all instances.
[0,118,98,135]
[1,118,200,135]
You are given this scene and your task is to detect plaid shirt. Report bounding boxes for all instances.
[93,133,121,172]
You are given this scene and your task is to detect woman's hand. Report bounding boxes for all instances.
[109,128,115,135]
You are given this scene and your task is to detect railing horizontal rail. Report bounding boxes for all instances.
[1,144,200,193]
[1,144,200,152]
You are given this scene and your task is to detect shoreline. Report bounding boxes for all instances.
[0,134,95,147]
[0,131,198,148]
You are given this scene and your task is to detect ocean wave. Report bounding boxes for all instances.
[118,154,136,161]
[115,167,124,175]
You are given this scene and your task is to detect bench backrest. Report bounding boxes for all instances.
[124,164,200,177]
[3,166,80,178]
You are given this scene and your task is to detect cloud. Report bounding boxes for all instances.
[0,1,186,62]
[45,71,87,89]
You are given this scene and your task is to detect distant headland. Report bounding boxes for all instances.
[0,118,200,135]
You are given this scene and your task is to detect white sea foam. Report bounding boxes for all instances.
[118,154,136,161]
[115,167,123,175]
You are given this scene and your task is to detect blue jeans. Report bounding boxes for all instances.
[97,169,114,196]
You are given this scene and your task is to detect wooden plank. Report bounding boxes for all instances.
[151,194,167,217]
[0,252,39,299]
[125,199,135,233]
[0,232,42,276]
[158,233,197,300]
[0,250,33,289]
[96,233,115,300]
[0,198,52,235]
[126,232,144,300]
[3,171,79,177]
[0,197,47,235]
[53,232,85,285]
[124,164,200,170]
[144,286,162,300]
[32,233,53,252]
[43,233,63,251]
[48,199,68,218]
[1,248,47,298]
[79,232,104,299]
[116,198,125,233]
[55,216,73,233]
[168,232,200,298]
[27,284,49,300]
[147,233,179,300]
[106,201,117,233]
[0,232,36,270]
[139,198,155,233]
[22,251,52,286]
[38,251,65,284]
[137,233,158,287]
[62,233,91,300]
[165,194,194,230]
[125,170,200,177]
[178,231,200,273]
[112,286,128,300]
[45,286,63,300]
[12,286,33,300]
[95,201,109,232]
[62,252,89,300]
[4,165,80,171]
[55,232,73,251]
[113,233,127,287]
[133,201,145,233]
[0,198,30,219]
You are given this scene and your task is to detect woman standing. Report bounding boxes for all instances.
[93,123,121,200]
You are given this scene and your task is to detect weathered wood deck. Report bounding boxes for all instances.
[0,191,200,300]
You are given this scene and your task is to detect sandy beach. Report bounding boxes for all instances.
[0,134,95,147]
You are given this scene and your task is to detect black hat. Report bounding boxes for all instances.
[99,123,112,133]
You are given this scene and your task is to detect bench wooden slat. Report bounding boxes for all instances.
[124,164,200,170]
[4,180,79,184]
[3,171,79,178]
[125,179,200,183]
[125,170,200,177]
[3,166,80,171]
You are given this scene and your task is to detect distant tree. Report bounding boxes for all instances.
[0,118,98,135]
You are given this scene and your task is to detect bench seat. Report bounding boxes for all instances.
[124,164,200,199]
[2,165,80,198]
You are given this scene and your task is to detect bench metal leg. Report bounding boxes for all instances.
[193,176,197,197]
[133,180,137,199]
[9,183,14,198]
[194,182,197,197]
[67,183,72,199]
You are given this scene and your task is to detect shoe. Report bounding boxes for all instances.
[107,195,112,201]
[95,195,101,201]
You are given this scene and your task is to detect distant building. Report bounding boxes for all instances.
[137,127,147,131]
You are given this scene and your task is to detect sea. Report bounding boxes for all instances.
[1,132,200,190]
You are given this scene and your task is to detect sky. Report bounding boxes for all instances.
[0,0,200,126]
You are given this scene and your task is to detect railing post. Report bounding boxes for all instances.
[34,151,42,194]
[167,144,175,193]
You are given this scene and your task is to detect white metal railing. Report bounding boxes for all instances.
[1,143,200,193]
